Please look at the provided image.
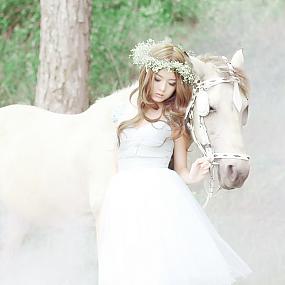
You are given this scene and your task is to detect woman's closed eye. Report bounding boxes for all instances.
[155,77,176,86]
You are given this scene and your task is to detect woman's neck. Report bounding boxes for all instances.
[145,106,163,118]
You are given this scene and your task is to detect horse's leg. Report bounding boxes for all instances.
[0,211,30,258]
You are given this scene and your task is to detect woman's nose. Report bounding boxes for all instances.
[159,81,167,92]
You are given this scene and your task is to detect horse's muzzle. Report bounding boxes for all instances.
[218,159,250,190]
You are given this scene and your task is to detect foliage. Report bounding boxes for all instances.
[0,0,203,106]
[0,0,283,106]
[0,0,40,106]
[90,0,203,102]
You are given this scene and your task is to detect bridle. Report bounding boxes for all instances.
[184,60,250,208]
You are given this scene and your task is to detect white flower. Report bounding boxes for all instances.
[129,39,198,85]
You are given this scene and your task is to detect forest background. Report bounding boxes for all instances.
[0,0,203,106]
[0,1,285,284]
[0,0,282,107]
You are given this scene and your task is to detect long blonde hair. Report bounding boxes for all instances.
[117,42,193,145]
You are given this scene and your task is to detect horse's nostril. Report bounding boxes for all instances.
[227,165,234,176]
[226,165,238,181]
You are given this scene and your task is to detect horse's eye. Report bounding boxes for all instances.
[209,106,216,113]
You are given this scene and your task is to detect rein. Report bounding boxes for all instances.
[184,66,250,208]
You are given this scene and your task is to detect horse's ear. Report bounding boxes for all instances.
[231,49,244,69]
[190,56,207,79]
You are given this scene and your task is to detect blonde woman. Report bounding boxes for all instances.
[97,39,252,285]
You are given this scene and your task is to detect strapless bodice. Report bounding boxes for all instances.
[117,121,174,171]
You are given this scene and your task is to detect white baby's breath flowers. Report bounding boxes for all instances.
[129,39,198,85]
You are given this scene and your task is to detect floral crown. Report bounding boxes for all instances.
[129,38,198,85]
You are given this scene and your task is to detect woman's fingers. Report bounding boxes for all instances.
[201,168,210,174]
[189,157,212,183]
[195,157,211,165]
[195,157,208,163]
[200,161,211,168]
[203,162,211,168]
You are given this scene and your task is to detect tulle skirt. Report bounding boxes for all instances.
[97,167,252,285]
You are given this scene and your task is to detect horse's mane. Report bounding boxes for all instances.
[198,54,250,98]
[87,81,138,111]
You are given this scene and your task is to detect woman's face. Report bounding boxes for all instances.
[151,69,176,104]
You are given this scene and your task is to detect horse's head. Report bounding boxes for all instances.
[188,50,250,190]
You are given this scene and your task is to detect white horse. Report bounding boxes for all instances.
[0,50,249,256]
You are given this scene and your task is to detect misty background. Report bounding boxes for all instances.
[0,0,284,284]
[185,2,285,285]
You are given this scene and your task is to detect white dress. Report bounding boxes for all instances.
[97,119,252,285]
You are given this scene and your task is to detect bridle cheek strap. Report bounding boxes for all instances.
[185,76,250,208]
[185,77,250,164]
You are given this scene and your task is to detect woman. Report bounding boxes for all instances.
[96,39,252,285]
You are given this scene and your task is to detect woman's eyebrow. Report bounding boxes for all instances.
[156,74,176,81]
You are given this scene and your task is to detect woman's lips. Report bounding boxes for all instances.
[155,93,164,97]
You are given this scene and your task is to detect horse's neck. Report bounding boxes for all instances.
[83,82,139,123]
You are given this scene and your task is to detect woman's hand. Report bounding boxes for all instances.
[188,157,211,184]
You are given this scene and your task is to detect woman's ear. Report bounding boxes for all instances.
[231,49,244,69]
[189,56,207,79]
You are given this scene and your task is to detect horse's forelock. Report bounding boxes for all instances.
[198,54,250,98]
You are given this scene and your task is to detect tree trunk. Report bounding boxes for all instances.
[35,0,92,114]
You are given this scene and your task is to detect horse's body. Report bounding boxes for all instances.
[0,84,138,254]
[0,51,250,256]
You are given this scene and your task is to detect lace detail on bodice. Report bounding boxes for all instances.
[117,121,174,171]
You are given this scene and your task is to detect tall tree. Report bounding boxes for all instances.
[35,0,92,113]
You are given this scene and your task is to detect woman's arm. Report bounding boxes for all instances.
[173,130,211,184]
